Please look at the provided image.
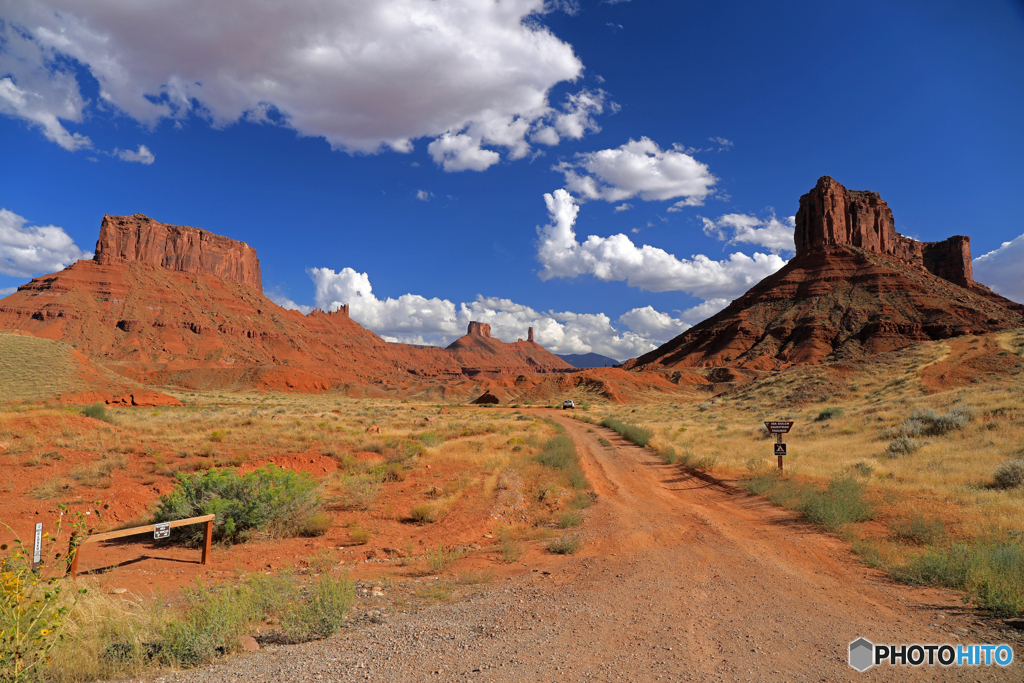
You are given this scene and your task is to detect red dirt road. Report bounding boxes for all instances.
[158,412,1019,682]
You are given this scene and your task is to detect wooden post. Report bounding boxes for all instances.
[777,434,784,473]
[201,519,212,565]
[67,533,82,578]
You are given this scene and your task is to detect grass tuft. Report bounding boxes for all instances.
[599,417,653,447]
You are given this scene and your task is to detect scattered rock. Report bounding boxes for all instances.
[239,635,260,651]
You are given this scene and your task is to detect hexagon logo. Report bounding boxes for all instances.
[849,637,874,672]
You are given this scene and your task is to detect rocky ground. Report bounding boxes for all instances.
[138,413,1021,682]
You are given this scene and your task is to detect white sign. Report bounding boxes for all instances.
[33,522,42,567]
[154,522,171,539]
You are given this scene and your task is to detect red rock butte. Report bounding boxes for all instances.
[795,176,973,287]
[626,176,1024,373]
[94,214,262,291]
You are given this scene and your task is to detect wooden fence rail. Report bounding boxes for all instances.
[67,513,215,578]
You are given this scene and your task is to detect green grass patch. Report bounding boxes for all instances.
[547,535,582,554]
[743,474,874,531]
[534,434,589,490]
[599,417,653,447]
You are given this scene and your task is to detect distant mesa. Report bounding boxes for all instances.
[626,176,1024,373]
[0,217,573,394]
[558,352,623,369]
[95,214,262,291]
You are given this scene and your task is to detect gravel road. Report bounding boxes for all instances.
[148,412,1022,682]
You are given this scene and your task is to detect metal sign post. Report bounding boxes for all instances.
[765,421,794,472]
[32,522,43,571]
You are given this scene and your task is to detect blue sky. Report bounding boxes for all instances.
[2,0,1023,360]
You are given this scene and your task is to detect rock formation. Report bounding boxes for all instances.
[795,176,973,287]
[0,217,574,390]
[94,214,263,291]
[626,176,1024,372]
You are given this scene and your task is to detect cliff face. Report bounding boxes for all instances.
[94,214,263,291]
[794,177,973,287]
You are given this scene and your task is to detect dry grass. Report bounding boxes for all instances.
[597,334,1024,539]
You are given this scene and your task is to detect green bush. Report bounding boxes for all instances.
[300,513,332,537]
[814,407,843,422]
[558,511,583,528]
[885,436,921,458]
[893,406,976,438]
[599,417,653,447]
[81,402,114,424]
[547,535,582,555]
[153,465,321,544]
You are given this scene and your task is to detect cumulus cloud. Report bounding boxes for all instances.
[681,297,729,323]
[2,1,600,167]
[0,209,92,278]
[0,286,18,297]
[701,212,795,254]
[973,234,1024,303]
[415,190,432,201]
[555,137,716,204]
[535,189,786,300]
[304,266,682,358]
[0,20,91,151]
[613,203,632,212]
[113,144,155,165]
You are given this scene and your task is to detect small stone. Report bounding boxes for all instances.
[239,636,260,651]
[109,588,128,594]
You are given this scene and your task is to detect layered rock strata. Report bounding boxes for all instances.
[94,214,263,291]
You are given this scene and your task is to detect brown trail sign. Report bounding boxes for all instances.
[765,421,794,472]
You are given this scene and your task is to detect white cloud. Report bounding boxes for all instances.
[708,136,733,150]
[304,266,681,358]
[613,203,632,212]
[113,144,155,165]
[681,297,729,323]
[0,209,93,278]
[266,290,314,314]
[0,286,18,297]
[556,137,716,204]
[3,1,599,167]
[416,190,432,201]
[973,234,1024,304]
[536,189,786,300]
[0,21,91,151]
[617,306,690,341]
[701,212,795,254]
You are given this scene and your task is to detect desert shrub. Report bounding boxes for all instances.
[534,434,589,489]
[890,541,1024,616]
[280,573,354,641]
[409,503,436,524]
[547,535,582,555]
[885,436,921,458]
[300,513,332,537]
[743,474,873,531]
[815,407,843,422]
[335,474,381,511]
[599,417,653,447]
[209,430,226,443]
[558,511,583,528]
[993,458,1024,489]
[81,403,114,424]
[425,544,460,574]
[153,465,321,544]
[569,491,596,510]
[657,445,678,464]
[417,431,445,447]
[348,524,371,545]
[893,406,976,439]
[689,454,719,472]
[891,514,946,546]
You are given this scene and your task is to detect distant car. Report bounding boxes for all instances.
[562,400,575,409]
